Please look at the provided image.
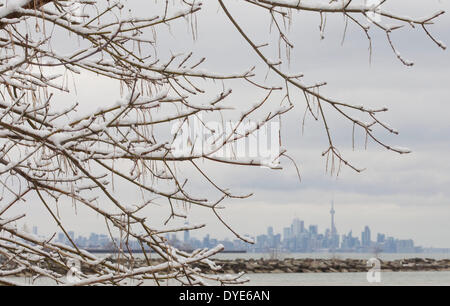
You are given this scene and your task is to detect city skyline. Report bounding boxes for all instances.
[23,199,450,249]
[30,201,447,253]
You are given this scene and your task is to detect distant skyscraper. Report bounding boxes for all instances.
[183,222,190,244]
[362,226,371,247]
[57,232,65,243]
[203,234,210,248]
[283,227,291,241]
[377,233,386,243]
[292,218,304,237]
[330,201,339,249]
[330,200,336,236]
[309,225,318,236]
[267,226,274,237]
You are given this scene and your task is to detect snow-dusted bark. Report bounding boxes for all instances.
[0,0,444,285]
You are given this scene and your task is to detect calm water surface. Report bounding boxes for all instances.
[12,271,450,286]
[244,271,450,286]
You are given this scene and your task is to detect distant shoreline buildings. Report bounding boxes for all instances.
[31,202,448,254]
[251,202,423,254]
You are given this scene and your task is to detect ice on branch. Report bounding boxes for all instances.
[0,0,444,286]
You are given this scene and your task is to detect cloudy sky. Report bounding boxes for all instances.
[15,0,450,248]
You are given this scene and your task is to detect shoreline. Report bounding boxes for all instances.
[208,258,450,274]
[7,257,450,277]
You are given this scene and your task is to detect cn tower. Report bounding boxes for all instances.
[330,200,336,235]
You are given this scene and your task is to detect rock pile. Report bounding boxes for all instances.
[5,256,450,276]
[205,257,450,274]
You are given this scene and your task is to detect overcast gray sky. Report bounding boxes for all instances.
[16,0,450,248]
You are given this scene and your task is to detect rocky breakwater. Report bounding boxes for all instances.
[193,257,450,274]
[8,256,449,276]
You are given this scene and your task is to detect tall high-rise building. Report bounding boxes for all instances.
[58,232,65,243]
[267,226,274,237]
[291,218,304,237]
[203,234,210,248]
[309,225,318,236]
[330,201,339,249]
[330,200,336,236]
[283,227,291,241]
[362,225,371,247]
[183,224,190,244]
[377,233,386,243]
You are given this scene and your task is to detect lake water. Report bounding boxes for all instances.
[12,271,450,286]
[243,271,450,286]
